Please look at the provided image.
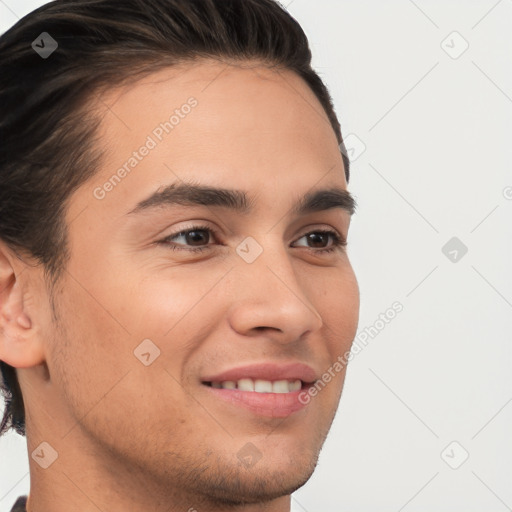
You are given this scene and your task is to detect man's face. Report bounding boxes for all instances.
[27,59,359,505]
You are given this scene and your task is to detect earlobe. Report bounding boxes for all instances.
[0,246,44,369]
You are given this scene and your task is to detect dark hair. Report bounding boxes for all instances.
[0,0,351,437]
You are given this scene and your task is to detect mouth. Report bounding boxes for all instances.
[202,378,312,393]
[201,379,316,418]
[199,361,319,417]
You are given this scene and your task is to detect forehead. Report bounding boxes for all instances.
[72,59,347,221]
[98,59,338,145]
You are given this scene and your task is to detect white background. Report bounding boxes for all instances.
[1,1,511,510]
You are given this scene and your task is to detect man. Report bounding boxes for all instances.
[0,0,359,510]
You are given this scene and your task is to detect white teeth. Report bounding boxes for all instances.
[254,379,273,393]
[213,378,303,393]
[238,378,254,392]
[288,379,302,392]
[272,380,290,393]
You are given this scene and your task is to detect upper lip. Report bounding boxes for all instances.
[201,362,318,384]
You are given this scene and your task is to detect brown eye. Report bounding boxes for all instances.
[293,230,346,254]
[180,229,211,246]
[160,225,216,253]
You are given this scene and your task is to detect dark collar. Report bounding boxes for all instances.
[10,496,27,512]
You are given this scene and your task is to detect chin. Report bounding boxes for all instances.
[187,450,319,506]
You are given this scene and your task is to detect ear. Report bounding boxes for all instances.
[0,242,45,368]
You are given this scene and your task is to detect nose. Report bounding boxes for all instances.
[226,243,324,344]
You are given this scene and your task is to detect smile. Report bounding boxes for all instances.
[201,380,315,418]
[203,378,303,393]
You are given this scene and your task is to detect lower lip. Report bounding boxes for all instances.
[202,384,312,418]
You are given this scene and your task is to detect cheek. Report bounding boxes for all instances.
[47,281,134,420]
[94,256,231,337]
[291,263,359,409]
[317,263,360,351]
[46,277,197,447]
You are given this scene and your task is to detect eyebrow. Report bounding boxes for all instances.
[127,182,357,217]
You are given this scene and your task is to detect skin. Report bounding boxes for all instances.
[0,58,359,512]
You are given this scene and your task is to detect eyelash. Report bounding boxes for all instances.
[158,224,347,255]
